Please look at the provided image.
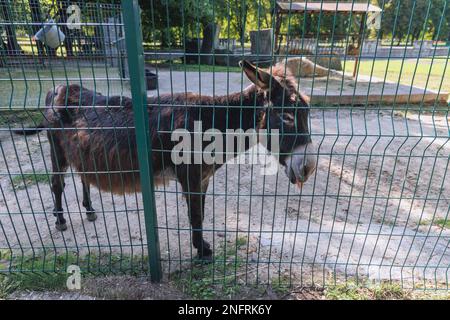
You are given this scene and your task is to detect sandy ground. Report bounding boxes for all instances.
[1,71,449,287]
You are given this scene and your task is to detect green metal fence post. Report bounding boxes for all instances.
[121,0,162,282]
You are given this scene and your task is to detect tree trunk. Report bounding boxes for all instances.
[57,0,74,56]
[240,6,248,47]
[406,33,411,46]
[0,1,23,55]
[200,22,220,65]
[233,1,248,48]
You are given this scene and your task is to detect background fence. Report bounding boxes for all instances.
[0,0,449,293]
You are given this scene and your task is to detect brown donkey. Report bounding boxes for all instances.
[19,60,317,260]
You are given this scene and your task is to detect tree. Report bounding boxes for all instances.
[378,0,450,45]
[231,0,248,47]
[0,0,23,55]
[429,0,450,42]
[56,0,75,56]
[140,0,217,47]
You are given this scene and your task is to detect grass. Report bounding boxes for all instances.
[0,66,130,109]
[1,249,448,299]
[0,254,79,293]
[0,276,19,299]
[270,274,295,296]
[172,236,249,299]
[435,218,450,229]
[10,173,51,191]
[325,281,450,300]
[326,282,408,300]
[0,251,150,297]
[344,58,450,92]
[0,110,45,127]
[2,57,448,111]
[417,218,450,229]
[152,61,241,73]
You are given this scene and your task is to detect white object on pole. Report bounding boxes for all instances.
[367,12,382,30]
[34,19,66,49]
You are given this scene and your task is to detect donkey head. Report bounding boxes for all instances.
[240,60,317,186]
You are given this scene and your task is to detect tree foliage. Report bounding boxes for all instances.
[1,0,449,53]
[378,0,450,44]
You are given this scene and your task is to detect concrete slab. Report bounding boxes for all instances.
[149,70,449,106]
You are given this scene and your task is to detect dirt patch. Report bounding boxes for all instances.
[8,291,97,300]
[6,276,186,300]
[82,276,188,300]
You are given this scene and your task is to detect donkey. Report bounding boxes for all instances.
[19,60,316,260]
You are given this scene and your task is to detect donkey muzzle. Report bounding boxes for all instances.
[284,143,317,186]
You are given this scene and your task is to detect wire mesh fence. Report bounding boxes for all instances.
[0,0,449,292]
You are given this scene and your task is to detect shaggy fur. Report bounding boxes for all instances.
[20,60,313,260]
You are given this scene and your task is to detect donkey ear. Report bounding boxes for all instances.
[239,60,273,90]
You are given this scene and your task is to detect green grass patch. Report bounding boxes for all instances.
[172,236,249,299]
[10,173,51,191]
[326,282,410,300]
[152,61,241,73]
[270,274,294,296]
[435,218,450,229]
[0,252,149,297]
[0,67,130,109]
[0,110,45,127]
[0,275,19,299]
[0,249,11,259]
[326,281,450,300]
[344,58,450,92]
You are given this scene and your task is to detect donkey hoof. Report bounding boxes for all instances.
[86,211,97,222]
[55,221,67,231]
[55,214,67,231]
[196,252,213,264]
[197,245,213,263]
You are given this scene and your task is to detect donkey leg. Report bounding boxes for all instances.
[51,174,66,231]
[48,133,68,231]
[190,191,212,261]
[81,179,97,222]
[180,173,212,261]
[195,181,212,259]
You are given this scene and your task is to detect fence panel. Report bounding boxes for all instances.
[0,0,449,293]
[0,0,151,276]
